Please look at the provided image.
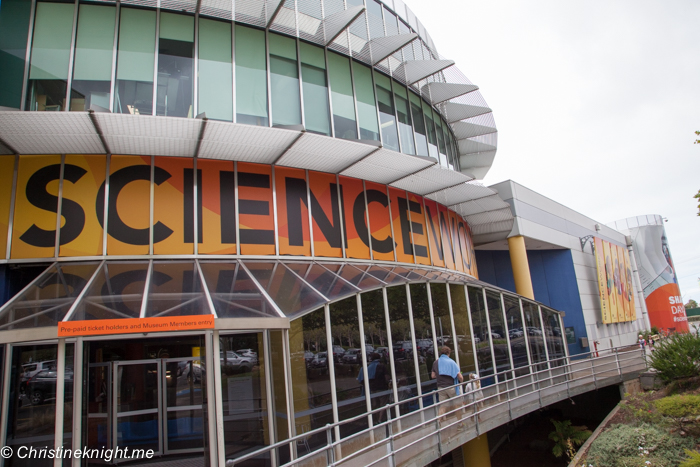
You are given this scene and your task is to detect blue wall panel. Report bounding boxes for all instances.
[475,249,588,355]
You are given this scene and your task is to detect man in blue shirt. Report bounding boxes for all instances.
[431,346,463,422]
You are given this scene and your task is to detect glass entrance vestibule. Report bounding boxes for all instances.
[0,259,567,466]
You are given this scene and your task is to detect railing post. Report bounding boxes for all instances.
[591,355,598,389]
[326,424,335,465]
[615,348,623,381]
[388,417,396,467]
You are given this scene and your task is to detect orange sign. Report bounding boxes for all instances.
[58,314,215,337]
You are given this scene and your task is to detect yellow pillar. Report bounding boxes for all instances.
[462,435,491,467]
[507,235,534,300]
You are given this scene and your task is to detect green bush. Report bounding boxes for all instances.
[587,423,695,467]
[649,332,700,381]
[681,450,700,467]
[655,394,700,419]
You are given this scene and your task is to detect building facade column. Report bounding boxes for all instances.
[462,435,491,467]
[508,235,534,300]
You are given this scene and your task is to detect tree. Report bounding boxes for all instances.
[686,299,699,310]
[549,419,591,460]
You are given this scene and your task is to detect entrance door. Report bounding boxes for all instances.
[163,357,206,454]
[113,360,162,458]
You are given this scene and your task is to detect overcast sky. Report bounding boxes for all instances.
[406,0,700,304]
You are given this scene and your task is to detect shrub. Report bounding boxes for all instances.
[649,332,700,381]
[549,419,591,459]
[655,394,700,432]
[619,392,663,426]
[681,450,700,467]
[587,423,695,467]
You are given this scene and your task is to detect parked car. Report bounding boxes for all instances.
[304,351,315,366]
[364,344,375,354]
[332,345,346,363]
[528,327,543,336]
[376,347,390,359]
[236,349,259,363]
[392,342,413,360]
[415,339,433,354]
[220,351,253,374]
[342,349,361,364]
[21,360,55,383]
[311,352,328,369]
[24,365,74,405]
[509,328,524,338]
[490,331,502,339]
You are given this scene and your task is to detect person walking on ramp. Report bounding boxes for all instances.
[431,346,463,422]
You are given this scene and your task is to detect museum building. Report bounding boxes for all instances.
[0,0,653,466]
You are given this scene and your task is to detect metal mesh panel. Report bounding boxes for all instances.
[297,0,323,43]
[367,2,385,39]
[235,0,266,27]
[383,7,398,37]
[328,29,350,56]
[161,0,197,14]
[269,0,297,36]
[200,0,233,20]
[393,0,407,23]
[121,0,158,8]
[323,0,345,16]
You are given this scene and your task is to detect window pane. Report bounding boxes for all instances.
[327,52,356,139]
[26,2,74,111]
[503,295,529,374]
[70,4,115,111]
[468,286,493,379]
[449,283,476,375]
[269,33,301,126]
[353,62,379,141]
[486,290,511,377]
[409,91,428,157]
[422,100,439,161]
[393,81,415,155]
[200,262,278,318]
[409,283,436,399]
[522,301,547,367]
[289,307,331,452]
[144,262,207,317]
[156,12,194,118]
[374,72,399,150]
[198,18,232,121]
[235,25,268,126]
[542,308,566,360]
[300,41,330,135]
[114,8,156,115]
[360,289,393,425]
[434,111,447,166]
[387,286,418,415]
[329,296,369,438]
[0,0,32,108]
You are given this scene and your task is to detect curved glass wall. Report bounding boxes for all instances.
[10,2,462,171]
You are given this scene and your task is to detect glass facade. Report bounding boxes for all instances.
[6,1,467,169]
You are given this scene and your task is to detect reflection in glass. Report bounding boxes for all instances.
[393,82,415,155]
[289,307,331,453]
[200,262,278,318]
[244,262,326,318]
[486,290,511,378]
[374,72,399,151]
[409,283,436,401]
[287,263,357,302]
[0,0,32,109]
[503,295,529,375]
[422,100,439,161]
[329,296,368,438]
[114,8,156,115]
[449,284,476,375]
[360,289,393,424]
[269,330,290,464]
[319,263,383,293]
[522,301,547,368]
[220,333,267,462]
[328,52,357,139]
[435,111,448,167]
[25,2,74,112]
[353,63,379,141]
[542,308,566,361]
[468,286,493,379]
[156,13,194,118]
[300,42,330,135]
[269,33,301,126]
[198,18,232,121]
[409,91,429,157]
[387,286,417,414]
[0,262,99,330]
[236,26,268,126]
[145,262,207,317]
[70,262,149,321]
[70,4,115,111]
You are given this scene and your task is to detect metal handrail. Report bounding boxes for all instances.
[226,345,647,466]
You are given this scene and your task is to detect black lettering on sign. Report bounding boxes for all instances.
[439,210,455,265]
[286,177,342,248]
[361,190,395,254]
[238,171,274,245]
[425,205,444,261]
[20,164,88,247]
[457,220,471,271]
[310,183,342,249]
[397,197,428,258]
[219,171,236,244]
[96,165,173,245]
[284,177,307,246]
